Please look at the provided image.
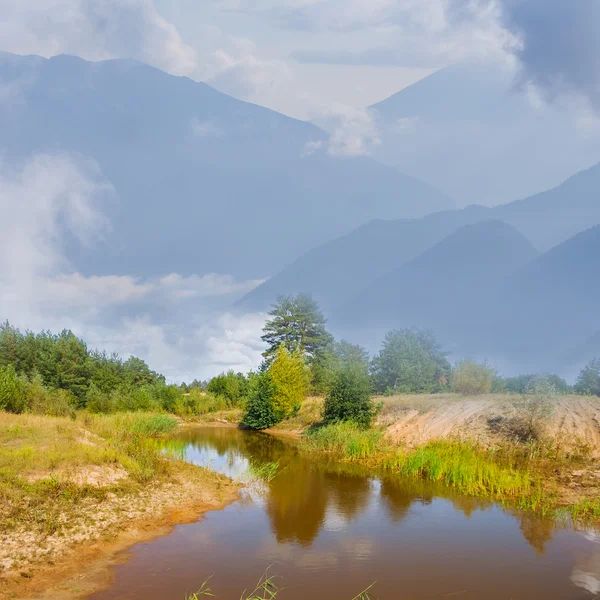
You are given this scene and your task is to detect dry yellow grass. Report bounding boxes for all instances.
[0,411,238,585]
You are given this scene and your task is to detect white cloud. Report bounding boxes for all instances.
[325,104,381,157]
[307,103,381,157]
[0,0,197,76]
[0,153,268,382]
[205,43,294,110]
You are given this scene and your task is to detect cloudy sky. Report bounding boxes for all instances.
[0,0,598,381]
[2,0,598,119]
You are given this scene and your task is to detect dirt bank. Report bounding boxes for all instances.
[0,413,240,600]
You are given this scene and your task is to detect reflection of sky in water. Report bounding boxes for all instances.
[572,529,600,595]
[182,444,250,480]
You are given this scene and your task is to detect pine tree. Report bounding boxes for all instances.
[261,294,333,364]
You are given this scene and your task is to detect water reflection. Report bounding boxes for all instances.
[572,530,600,594]
[91,427,600,600]
[175,427,566,556]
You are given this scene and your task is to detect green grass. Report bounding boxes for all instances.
[305,423,384,460]
[301,423,581,520]
[244,461,282,484]
[85,412,178,439]
[0,411,182,535]
[384,441,533,498]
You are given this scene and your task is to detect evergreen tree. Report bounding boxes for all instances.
[242,372,279,430]
[0,321,20,369]
[323,364,376,428]
[261,294,333,364]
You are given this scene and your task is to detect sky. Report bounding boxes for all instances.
[0,0,599,381]
[2,0,598,120]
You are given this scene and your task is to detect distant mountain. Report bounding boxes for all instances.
[0,52,453,279]
[494,162,600,251]
[238,205,490,311]
[339,221,539,336]
[368,62,600,206]
[239,161,600,312]
[486,225,600,370]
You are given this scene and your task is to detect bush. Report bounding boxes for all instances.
[32,387,76,417]
[0,365,27,413]
[503,373,571,395]
[323,365,377,428]
[173,390,229,417]
[206,371,249,407]
[575,358,600,397]
[242,372,279,430]
[451,359,495,395]
[269,346,307,419]
[86,383,117,414]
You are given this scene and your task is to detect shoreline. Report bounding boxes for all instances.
[0,414,242,600]
[0,466,240,600]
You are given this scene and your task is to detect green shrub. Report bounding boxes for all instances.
[86,383,117,414]
[206,371,249,407]
[451,359,495,395]
[173,390,229,416]
[34,388,76,418]
[242,372,279,430]
[323,364,377,428]
[0,365,27,413]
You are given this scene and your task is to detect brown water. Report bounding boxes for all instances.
[90,427,600,599]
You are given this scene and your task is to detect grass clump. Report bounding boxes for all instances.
[385,441,533,498]
[305,423,383,460]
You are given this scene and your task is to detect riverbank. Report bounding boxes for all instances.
[0,412,239,600]
[190,393,600,522]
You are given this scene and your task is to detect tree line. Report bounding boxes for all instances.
[1,294,599,423]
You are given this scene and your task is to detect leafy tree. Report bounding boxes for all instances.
[207,371,249,406]
[503,373,571,395]
[269,345,307,419]
[575,358,600,396]
[242,372,279,430]
[313,340,370,394]
[261,294,333,364]
[370,329,450,394]
[451,359,496,395]
[323,364,376,428]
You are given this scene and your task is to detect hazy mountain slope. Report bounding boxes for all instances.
[239,161,600,311]
[488,225,600,368]
[494,162,600,251]
[238,205,490,311]
[339,221,539,333]
[0,52,453,279]
[369,62,600,206]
